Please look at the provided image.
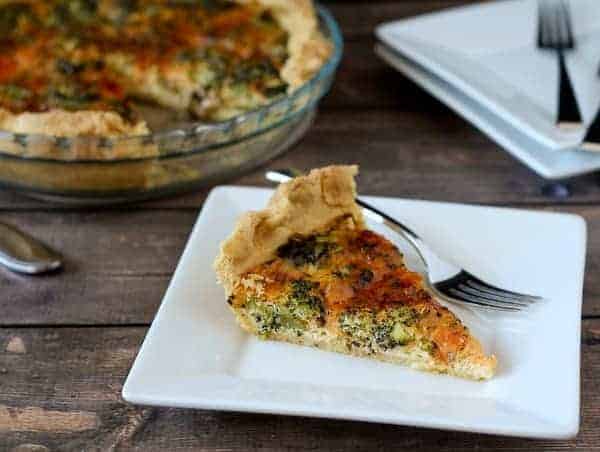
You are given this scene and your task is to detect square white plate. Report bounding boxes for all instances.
[376,0,600,177]
[123,186,586,439]
[375,43,600,179]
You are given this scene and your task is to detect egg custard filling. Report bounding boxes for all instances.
[215,166,497,380]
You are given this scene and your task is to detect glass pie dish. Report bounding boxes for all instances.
[0,5,342,205]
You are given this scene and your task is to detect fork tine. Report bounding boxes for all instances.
[538,0,553,48]
[466,278,543,302]
[552,0,565,49]
[560,0,574,48]
[537,0,546,47]
[445,288,521,312]
[545,1,555,47]
[543,0,558,48]
[458,283,529,307]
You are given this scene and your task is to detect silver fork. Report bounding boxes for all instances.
[537,0,582,130]
[266,170,542,312]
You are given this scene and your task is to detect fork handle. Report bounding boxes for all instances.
[557,50,582,128]
[357,198,464,281]
[355,198,420,240]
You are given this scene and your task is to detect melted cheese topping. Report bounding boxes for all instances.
[232,221,472,364]
[0,0,288,121]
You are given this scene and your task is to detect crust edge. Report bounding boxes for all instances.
[0,108,149,138]
[214,165,364,295]
[236,0,333,89]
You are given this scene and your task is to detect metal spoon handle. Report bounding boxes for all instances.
[0,222,62,274]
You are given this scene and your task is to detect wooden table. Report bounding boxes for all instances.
[1,1,598,450]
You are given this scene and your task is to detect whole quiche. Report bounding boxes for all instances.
[0,0,331,138]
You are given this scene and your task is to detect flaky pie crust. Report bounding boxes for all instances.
[214,165,364,295]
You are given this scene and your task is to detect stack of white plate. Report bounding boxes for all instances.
[375,0,600,179]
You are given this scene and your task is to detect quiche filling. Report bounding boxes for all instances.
[0,0,296,125]
[215,165,496,380]
[229,219,473,365]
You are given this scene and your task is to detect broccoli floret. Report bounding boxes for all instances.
[419,339,437,355]
[289,279,316,299]
[338,309,376,352]
[276,234,334,267]
[244,279,325,338]
[374,321,414,349]
[373,306,417,349]
[340,306,418,352]
[245,297,283,338]
[288,280,324,321]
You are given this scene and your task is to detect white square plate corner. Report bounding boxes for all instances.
[375,0,600,178]
[374,43,600,179]
[123,186,586,439]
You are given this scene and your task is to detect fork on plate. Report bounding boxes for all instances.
[537,0,582,130]
[266,170,543,313]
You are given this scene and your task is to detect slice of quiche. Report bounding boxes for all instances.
[214,166,497,380]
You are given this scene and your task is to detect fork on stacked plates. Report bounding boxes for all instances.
[538,0,600,150]
[537,0,582,130]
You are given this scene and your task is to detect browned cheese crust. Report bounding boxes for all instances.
[214,165,497,380]
[0,0,330,141]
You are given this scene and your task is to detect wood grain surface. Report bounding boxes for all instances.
[0,0,597,450]
[1,323,599,451]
